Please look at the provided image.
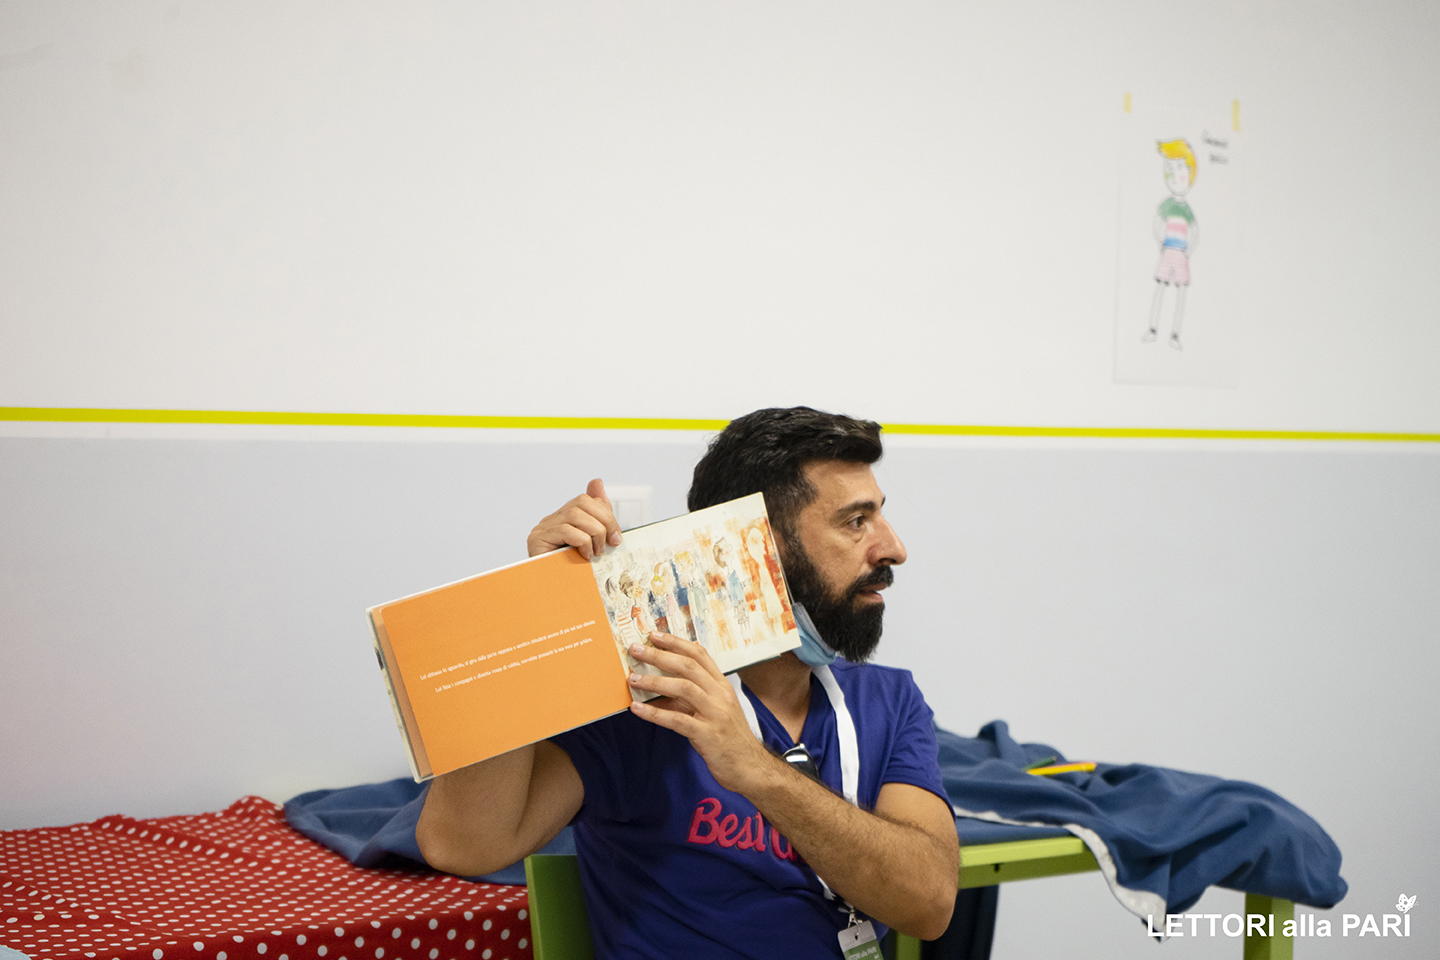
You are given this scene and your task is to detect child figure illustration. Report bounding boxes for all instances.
[1145,138,1199,350]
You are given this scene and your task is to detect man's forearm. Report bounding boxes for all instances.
[416,741,580,877]
[417,745,537,876]
[738,755,959,940]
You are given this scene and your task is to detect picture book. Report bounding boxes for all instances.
[369,493,800,781]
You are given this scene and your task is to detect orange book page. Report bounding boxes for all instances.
[377,550,629,777]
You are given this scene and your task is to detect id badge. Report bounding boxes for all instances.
[837,920,881,960]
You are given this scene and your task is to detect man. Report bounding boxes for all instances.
[417,407,958,958]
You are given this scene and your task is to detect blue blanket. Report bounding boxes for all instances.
[284,777,573,885]
[284,720,1346,915]
[936,721,1346,916]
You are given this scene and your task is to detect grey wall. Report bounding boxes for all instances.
[2,434,1435,958]
[0,434,705,824]
[874,441,1438,958]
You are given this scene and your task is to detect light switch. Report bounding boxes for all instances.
[605,485,653,531]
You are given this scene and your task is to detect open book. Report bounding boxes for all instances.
[370,493,801,781]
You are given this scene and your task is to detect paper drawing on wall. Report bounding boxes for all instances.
[591,496,798,682]
[1144,139,1199,350]
[1115,96,1242,387]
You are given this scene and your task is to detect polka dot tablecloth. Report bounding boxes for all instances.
[0,797,531,960]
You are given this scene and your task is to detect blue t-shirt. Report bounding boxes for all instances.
[550,660,947,960]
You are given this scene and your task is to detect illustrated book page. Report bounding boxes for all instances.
[590,492,800,684]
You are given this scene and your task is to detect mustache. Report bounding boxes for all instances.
[847,565,894,596]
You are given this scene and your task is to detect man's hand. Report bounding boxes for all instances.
[626,632,774,793]
[527,478,622,559]
[627,634,959,939]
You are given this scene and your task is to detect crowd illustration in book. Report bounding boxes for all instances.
[593,512,797,678]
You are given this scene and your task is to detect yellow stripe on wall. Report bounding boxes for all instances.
[0,406,730,432]
[882,422,1440,443]
[1,406,1437,443]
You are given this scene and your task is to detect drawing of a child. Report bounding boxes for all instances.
[674,550,716,650]
[745,524,789,634]
[713,538,752,645]
[602,576,629,639]
[646,565,670,634]
[618,570,655,641]
[651,560,692,642]
[1144,138,1199,351]
[700,549,739,654]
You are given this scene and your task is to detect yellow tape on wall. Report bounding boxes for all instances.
[2,407,1438,443]
[0,406,728,432]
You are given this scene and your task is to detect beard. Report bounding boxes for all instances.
[781,540,894,663]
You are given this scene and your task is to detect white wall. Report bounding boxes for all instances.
[2,0,1438,431]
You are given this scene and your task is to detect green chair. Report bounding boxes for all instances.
[525,842,1296,960]
[520,852,940,960]
[524,854,595,960]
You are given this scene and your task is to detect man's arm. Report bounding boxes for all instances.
[744,757,959,939]
[628,633,959,940]
[416,740,583,876]
[417,480,624,875]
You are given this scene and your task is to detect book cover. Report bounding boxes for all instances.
[370,493,800,780]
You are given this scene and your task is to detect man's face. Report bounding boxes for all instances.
[779,460,906,662]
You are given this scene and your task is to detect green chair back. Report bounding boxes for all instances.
[524,854,594,960]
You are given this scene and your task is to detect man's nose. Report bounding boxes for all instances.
[873,516,907,566]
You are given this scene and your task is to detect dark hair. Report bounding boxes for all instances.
[687,407,883,542]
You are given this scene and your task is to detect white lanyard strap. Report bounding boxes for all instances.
[728,666,859,905]
[811,663,859,805]
[727,667,858,799]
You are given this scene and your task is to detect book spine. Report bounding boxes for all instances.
[369,612,432,782]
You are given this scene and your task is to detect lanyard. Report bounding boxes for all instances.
[728,665,860,904]
[727,665,859,802]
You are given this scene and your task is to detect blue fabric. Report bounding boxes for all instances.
[283,777,574,885]
[283,718,1347,924]
[549,660,944,960]
[952,819,1068,845]
[936,720,1348,914]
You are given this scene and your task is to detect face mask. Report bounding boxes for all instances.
[791,602,838,666]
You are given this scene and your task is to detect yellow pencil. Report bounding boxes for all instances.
[1026,762,1097,777]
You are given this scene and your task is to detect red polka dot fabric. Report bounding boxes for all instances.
[0,797,532,960]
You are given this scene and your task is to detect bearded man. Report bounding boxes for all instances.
[417,407,959,959]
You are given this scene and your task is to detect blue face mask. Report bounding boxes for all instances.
[791,602,838,666]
